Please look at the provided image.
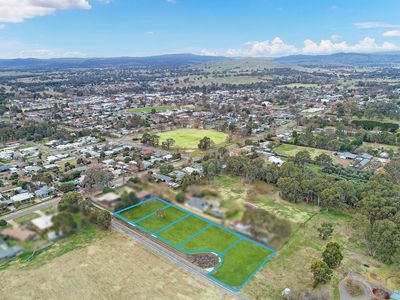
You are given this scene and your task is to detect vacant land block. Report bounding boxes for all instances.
[115,197,275,291]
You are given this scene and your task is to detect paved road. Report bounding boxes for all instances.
[1,198,60,221]
[112,220,250,300]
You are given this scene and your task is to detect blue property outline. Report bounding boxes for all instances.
[114,197,276,292]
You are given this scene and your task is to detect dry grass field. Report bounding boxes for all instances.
[0,232,232,300]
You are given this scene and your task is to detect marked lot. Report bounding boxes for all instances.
[119,200,166,222]
[182,225,240,254]
[158,215,209,245]
[115,197,275,291]
[137,206,187,232]
[212,240,274,288]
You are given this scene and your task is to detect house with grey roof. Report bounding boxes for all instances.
[0,239,23,261]
[186,197,209,212]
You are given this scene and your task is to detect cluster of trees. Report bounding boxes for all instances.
[141,133,160,147]
[200,148,400,264]
[311,242,343,287]
[82,167,113,192]
[198,136,213,150]
[293,129,362,152]
[161,138,175,150]
[54,192,112,235]
[114,191,140,212]
[352,119,399,132]
[0,122,67,142]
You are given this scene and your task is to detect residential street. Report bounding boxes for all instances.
[1,198,60,222]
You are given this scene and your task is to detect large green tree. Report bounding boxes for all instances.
[322,242,343,269]
[310,260,333,287]
[52,212,78,235]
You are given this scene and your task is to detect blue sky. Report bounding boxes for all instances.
[0,0,400,58]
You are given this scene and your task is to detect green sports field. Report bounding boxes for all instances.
[127,105,174,113]
[158,129,228,149]
[115,199,275,290]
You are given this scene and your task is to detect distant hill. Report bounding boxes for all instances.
[197,57,301,71]
[274,52,400,67]
[0,54,230,70]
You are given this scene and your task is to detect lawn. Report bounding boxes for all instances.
[274,144,326,159]
[212,240,273,288]
[158,215,209,244]
[119,200,167,222]
[137,206,186,232]
[14,212,40,224]
[114,197,275,291]
[182,225,240,253]
[358,142,400,154]
[127,105,174,113]
[158,129,228,149]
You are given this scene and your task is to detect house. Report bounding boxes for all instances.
[0,165,11,173]
[136,190,151,201]
[168,170,186,181]
[31,215,54,232]
[268,156,284,166]
[97,192,120,207]
[10,192,35,203]
[338,152,357,160]
[186,197,209,212]
[156,174,174,183]
[35,186,55,198]
[142,161,153,170]
[182,167,197,175]
[1,228,38,242]
[0,238,22,261]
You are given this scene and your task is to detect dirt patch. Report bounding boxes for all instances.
[188,253,220,269]
[0,232,232,300]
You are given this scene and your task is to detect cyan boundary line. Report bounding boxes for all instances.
[147,197,276,253]
[178,223,213,246]
[154,214,190,234]
[133,204,171,224]
[114,198,154,214]
[220,238,243,255]
[113,196,277,291]
[236,251,276,290]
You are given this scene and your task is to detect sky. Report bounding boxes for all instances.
[0,0,400,58]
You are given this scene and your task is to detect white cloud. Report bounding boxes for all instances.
[0,0,91,23]
[330,34,342,41]
[0,38,85,58]
[201,36,400,57]
[354,22,400,29]
[383,30,400,37]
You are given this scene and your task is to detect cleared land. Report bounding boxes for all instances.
[158,129,228,149]
[0,232,231,300]
[115,198,274,290]
[358,142,400,154]
[274,144,350,166]
[158,215,208,244]
[127,105,174,113]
